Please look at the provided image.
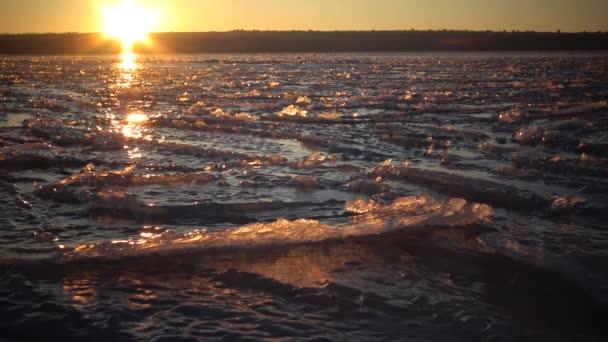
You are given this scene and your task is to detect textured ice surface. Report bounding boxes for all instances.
[1,53,607,341]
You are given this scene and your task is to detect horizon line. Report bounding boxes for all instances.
[2,29,607,36]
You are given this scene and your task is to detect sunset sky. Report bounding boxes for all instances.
[1,0,607,34]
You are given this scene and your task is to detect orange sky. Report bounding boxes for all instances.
[1,0,607,33]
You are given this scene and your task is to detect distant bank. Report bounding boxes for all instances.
[0,31,607,54]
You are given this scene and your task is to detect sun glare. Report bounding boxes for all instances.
[126,113,149,123]
[101,0,159,53]
[119,52,138,70]
[121,113,149,140]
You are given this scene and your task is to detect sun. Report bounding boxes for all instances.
[101,0,159,53]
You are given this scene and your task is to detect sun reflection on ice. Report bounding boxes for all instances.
[122,113,149,140]
[119,52,138,71]
[103,112,152,160]
[126,113,149,123]
[114,52,139,88]
[108,49,151,160]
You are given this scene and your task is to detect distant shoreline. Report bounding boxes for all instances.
[0,31,607,54]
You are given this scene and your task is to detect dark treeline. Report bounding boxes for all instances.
[0,30,607,54]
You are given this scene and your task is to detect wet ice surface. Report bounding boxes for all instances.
[1,53,608,341]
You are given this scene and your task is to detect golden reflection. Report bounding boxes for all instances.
[119,52,138,71]
[126,113,148,123]
[116,275,159,310]
[121,112,149,140]
[114,51,140,89]
[62,273,99,305]
[103,111,152,159]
